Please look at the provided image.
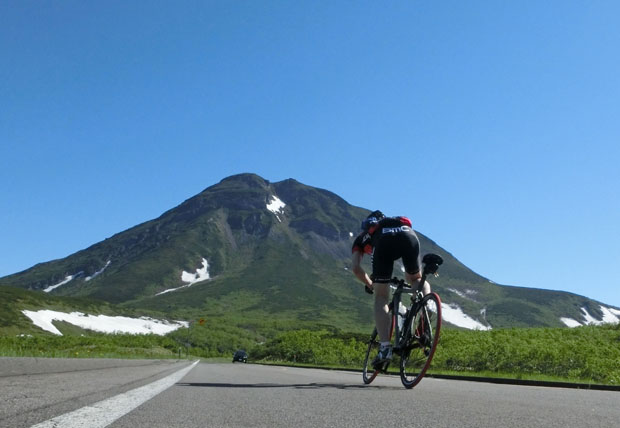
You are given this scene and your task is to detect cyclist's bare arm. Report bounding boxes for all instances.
[352,251,373,289]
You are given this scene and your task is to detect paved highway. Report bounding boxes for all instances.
[1,358,618,427]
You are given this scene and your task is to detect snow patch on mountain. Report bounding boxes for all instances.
[442,303,491,330]
[560,305,620,327]
[600,306,620,323]
[581,307,601,324]
[43,262,111,292]
[156,258,210,296]
[44,275,75,293]
[448,288,479,302]
[21,310,188,336]
[580,306,620,325]
[181,258,210,284]
[266,195,286,222]
[85,260,111,281]
[560,317,582,328]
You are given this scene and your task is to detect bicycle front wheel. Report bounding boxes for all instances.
[362,328,380,384]
[399,292,442,389]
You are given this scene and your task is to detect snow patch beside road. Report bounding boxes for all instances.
[22,310,187,336]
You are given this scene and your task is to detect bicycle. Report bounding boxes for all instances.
[362,253,443,389]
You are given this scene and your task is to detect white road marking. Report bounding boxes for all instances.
[30,360,199,428]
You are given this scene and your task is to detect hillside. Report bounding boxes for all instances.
[1,173,619,335]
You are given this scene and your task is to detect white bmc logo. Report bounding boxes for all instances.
[382,226,410,234]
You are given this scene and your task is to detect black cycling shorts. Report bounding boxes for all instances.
[370,227,421,283]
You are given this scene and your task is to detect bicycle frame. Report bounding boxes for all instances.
[362,253,443,387]
[387,273,430,356]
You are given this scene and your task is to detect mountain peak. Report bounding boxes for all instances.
[218,173,270,188]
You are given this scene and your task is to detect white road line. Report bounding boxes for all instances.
[30,360,199,428]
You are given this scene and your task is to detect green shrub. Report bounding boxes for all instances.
[252,330,366,366]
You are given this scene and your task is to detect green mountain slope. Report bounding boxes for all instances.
[1,173,618,332]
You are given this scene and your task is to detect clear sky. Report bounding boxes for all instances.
[2,1,619,307]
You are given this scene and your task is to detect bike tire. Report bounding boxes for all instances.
[362,328,381,384]
[399,292,442,389]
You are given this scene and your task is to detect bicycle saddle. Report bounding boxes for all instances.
[422,253,443,275]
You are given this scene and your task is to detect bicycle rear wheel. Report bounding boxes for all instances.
[362,328,380,384]
[399,292,442,389]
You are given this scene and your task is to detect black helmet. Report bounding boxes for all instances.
[361,210,385,231]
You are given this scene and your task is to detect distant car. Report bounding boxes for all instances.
[232,350,248,363]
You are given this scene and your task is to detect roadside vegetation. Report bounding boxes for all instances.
[0,332,184,359]
[251,324,620,385]
[432,324,620,385]
[2,322,619,386]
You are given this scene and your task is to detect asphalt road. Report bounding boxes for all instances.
[0,357,193,428]
[1,358,619,428]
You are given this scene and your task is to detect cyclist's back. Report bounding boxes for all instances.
[353,214,421,283]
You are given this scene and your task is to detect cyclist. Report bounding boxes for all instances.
[351,210,430,366]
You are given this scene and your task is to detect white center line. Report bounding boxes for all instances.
[30,360,199,428]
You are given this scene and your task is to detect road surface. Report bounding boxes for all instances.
[1,358,618,427]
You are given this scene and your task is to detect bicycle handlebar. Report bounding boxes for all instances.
[390,278,411,288]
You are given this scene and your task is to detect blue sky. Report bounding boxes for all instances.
[1,1,619,307]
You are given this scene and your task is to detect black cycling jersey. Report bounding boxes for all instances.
[352,216,421,283]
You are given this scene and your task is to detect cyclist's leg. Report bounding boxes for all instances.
[370,241,395,344]
[373,282,391,343]
[406,272,430,295]
[400,230,430,295]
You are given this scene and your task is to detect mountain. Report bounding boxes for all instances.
[1,173,619,333]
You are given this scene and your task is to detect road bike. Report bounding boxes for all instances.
[362,253,443,389]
